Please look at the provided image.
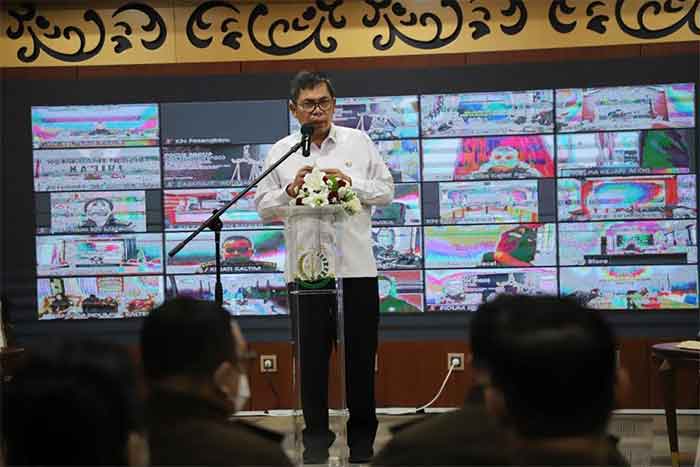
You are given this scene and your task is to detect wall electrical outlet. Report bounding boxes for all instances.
[447,352,465,371]
[260,354,278,373]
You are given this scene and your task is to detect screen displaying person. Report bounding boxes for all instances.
[255,71,394,464]
[79,197,133,232]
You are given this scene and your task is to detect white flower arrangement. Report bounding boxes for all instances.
[289,166,362,215]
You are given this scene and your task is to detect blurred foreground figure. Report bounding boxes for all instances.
[2,339,149,466]
[141,297,292,466]
[373,294,630,466]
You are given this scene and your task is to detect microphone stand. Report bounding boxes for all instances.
[168,140,305,307]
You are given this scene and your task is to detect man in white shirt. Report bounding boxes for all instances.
[255,71,394,464]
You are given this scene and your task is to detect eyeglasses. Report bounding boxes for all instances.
[296,98,333,112]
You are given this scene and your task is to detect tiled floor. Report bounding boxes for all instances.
[242,412,700,466]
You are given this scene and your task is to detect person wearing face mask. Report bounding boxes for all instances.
[140,297,292,466]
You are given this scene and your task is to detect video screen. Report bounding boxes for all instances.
[425,268,558,312]
[33,147,161,192]
[558,220,697,266]
[375,139,421,182]
[423,179,556,225]
[372,226,422,270]
[163,144,272,188]
[165,230,285,274]
[37,275,164,320]
[165,273,288,315]
[421,90,554,137]
[425,223,556,268]
[160,100,289,146]
[164,188,280,230]
[560,265,698,310]
[378,270,424,313]
[371,183,421,226]
[557,129,694,177]
[36,234,163,276]
[558,175,697,221]
[422,135,555,181]
[290,95,419,139]
[36,191,147,234]
[556,83,695,132]
[32,104,159,149]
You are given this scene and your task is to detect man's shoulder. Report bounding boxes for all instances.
[268,133,298,155]
[334,125,369,141]
[372,405,510,466]
[150,417,291,465]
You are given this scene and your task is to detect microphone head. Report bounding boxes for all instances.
[301,123,315,136]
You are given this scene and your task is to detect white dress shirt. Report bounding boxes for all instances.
[255,124,394,280]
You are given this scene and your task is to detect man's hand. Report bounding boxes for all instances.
[286,165,313,197]
[323,168,352,187]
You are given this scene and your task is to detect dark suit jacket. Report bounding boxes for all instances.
[371,404,511,466]
[147,389,292,466]
[372,404,629,467]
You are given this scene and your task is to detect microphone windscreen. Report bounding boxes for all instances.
[301,123,315,136]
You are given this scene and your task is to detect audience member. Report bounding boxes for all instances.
[141,297,292,466]
[480,295,630,465]
[371,299,510,466]
[373,295,630,466]
[2,338,148,466]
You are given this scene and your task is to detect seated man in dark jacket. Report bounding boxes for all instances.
[140,297,292,466]
[373,295,630,467]
[483,295,629,466]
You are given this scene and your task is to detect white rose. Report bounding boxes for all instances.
[344,196,362,215]
[303,167,326,192]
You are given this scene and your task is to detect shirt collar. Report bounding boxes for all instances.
[326,124,338,143]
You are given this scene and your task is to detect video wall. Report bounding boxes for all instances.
[31,82,699,319]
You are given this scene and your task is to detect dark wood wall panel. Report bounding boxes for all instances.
[617,339,650,409]
[243,338,698,411]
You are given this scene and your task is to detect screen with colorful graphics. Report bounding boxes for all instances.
[555,83,694,133]
[29,82,698,319]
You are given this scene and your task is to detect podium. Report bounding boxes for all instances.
[277,205,349,465]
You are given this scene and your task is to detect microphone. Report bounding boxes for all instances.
[301,123,314,157]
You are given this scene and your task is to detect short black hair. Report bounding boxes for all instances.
[223,235,252,246]
[289,70,336,102]
[479,295,616,438]
[468,301,504,370]
[84,197,114,212]
[3,338,142,466]
[140,297,236,382]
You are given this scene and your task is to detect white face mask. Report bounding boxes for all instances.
[234,373,250,412]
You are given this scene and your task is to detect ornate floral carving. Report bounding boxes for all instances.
[586,1,609,33]
[362,0,463,50]
[6,3,105,63]
[111,3,167,54]
[468,5,492,40]
[549,0,610,34]
[500,0,528,35]
[186,1,242,50]
[548,0,578,33]
[247,0,345,56]
[615,0,700,38]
